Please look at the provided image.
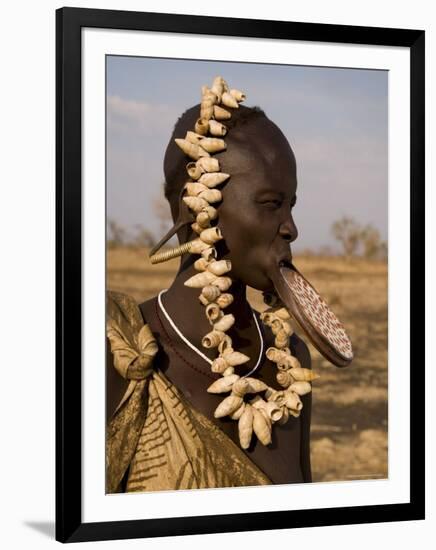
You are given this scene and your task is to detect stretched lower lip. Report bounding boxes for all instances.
[266,262,293,302]
[266,261,353,368]
[278,259,294,270]
[265,260,293,291]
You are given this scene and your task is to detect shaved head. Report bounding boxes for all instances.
[163,104,267,222]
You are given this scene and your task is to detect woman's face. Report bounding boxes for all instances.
[215,116,298,291]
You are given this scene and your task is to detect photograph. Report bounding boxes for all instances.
[105,58,387,494]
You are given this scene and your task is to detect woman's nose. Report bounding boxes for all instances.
[279,215,298,243]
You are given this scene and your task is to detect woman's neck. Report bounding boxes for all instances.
[159,254,255,357]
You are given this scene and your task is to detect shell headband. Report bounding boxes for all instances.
[149,76,352,450]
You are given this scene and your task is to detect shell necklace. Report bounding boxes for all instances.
[158,288,264,377]
[150,76,319,450]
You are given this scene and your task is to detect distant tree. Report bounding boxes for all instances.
[153,192,173,235]
[360,224,387,260]
[378,241,388,260]
[331,217,362,257]
[298,247,316,257]
[153,192,178,247]
[107,219,127,248]
[318,245,335,257]
[133,224,156,248]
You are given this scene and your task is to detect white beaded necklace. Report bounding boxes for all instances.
[158,289,264,378]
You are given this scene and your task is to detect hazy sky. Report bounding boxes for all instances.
[107,56,387,252]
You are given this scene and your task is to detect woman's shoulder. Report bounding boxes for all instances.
[106,291,149,362]
[106,290,161,354]
[106,290,159,381]
[107,290,141,325]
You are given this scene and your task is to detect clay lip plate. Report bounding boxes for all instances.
[273,264,354,368]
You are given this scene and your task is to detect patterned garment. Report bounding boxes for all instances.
[106,291,272,494]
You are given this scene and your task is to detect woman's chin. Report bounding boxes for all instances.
[236,275,274,293]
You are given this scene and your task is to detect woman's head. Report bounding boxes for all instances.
[163,104,298,292]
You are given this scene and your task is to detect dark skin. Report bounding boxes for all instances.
[107,115,312,483]
[152,116,300,364]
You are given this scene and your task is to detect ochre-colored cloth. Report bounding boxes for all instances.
[106,291,272,493]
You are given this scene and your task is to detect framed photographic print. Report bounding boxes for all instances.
[56,6,425,543]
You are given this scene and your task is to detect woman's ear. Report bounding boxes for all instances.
[177,222,195,248]
[149,188,194,257]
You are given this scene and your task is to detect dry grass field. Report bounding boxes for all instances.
[107,247,388,484]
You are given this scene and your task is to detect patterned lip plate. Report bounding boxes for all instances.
[281,268,353,361]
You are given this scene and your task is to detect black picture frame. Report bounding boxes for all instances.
[56,6,425,543]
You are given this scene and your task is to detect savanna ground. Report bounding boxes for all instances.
[107,247,388,483]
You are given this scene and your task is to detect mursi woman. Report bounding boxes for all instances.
[106,76,353,493]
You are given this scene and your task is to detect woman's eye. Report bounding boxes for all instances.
[261,200,283,208]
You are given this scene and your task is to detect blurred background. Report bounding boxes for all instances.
[107,56,388,483]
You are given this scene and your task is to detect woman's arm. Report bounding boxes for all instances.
[292,334,313,482]
[106,337,130,423]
